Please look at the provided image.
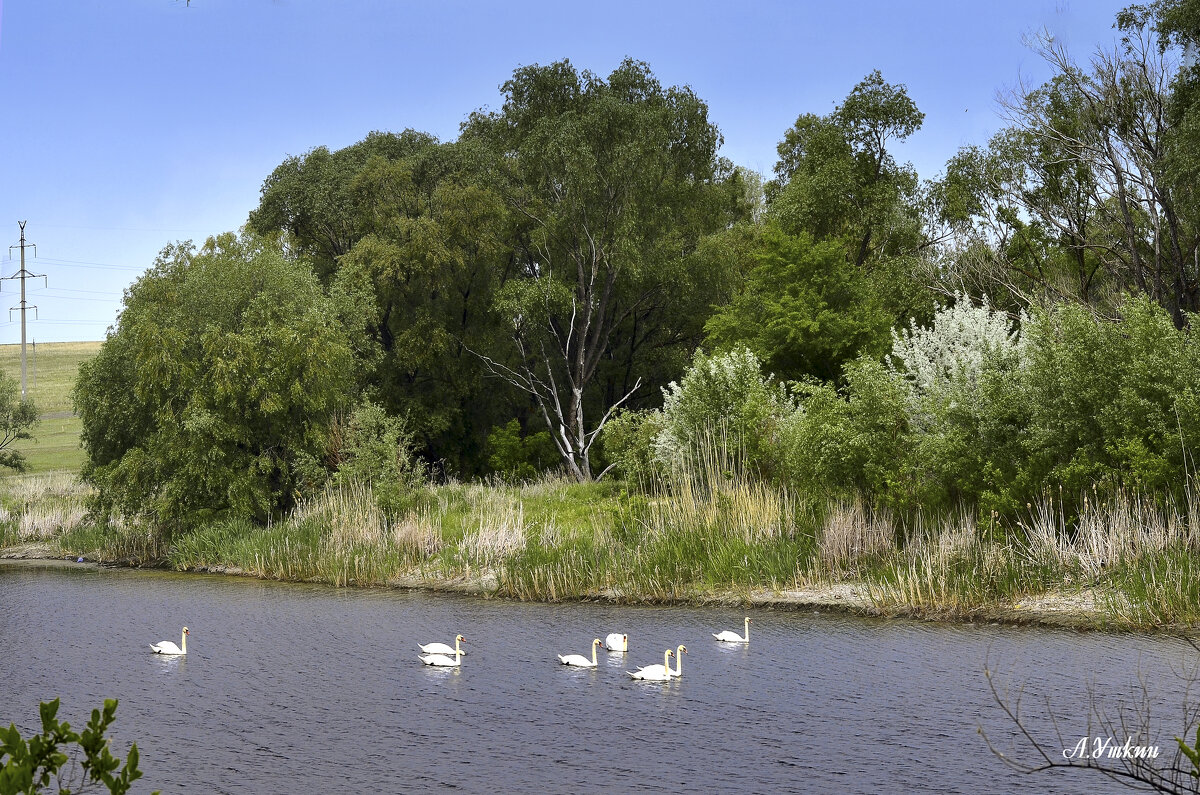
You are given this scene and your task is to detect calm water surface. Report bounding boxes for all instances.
[0,562,1194,793]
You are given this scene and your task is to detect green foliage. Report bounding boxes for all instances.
[705,226,892,382]
[73,232,358,532]
[1177,721,1200,782]
[1020,297,1200,497]
[0,698,151,795]
[600,409,664,484]
[485,419,557,481]
[769,70,926,269]
[779,358,910,503]
[461,57,748,480]
[780,293,1200,519]
[655,348,793,476]
[331,401,425,513]
[0,371,37,473]
[248,129,441,281]
[936,7,1200,324]
[251,130,520,476]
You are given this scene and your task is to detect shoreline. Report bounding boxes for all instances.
[0,543,1149,634]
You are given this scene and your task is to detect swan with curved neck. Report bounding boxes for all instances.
[420,646,464,667]
[627,649,673,681]
[713,617,751,643]
[558,639,602,668]
[668,645,687,677]
[150,627,189,655]
[419,635,466,657]
[605,633,628,652]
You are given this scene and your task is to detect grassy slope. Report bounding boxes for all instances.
[0,341,101,473]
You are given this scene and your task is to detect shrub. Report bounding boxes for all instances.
[653,347,793,476]
[0,698,151,795]
[74,233,358,532]
[485,419,558,481]
[331,401,425,513]
[600,409,664,484]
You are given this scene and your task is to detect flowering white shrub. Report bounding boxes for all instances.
[653,347,792,471]
[886,292,1023,399]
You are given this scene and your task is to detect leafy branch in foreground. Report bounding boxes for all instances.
[0,698,154,795]
[980,642,1200,794]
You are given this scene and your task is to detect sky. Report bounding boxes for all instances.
[0,0,1134,343]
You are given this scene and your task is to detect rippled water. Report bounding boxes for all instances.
[0,561,1194,793]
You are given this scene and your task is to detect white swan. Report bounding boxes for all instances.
[419,634,466,656]
[420,646,463,667]
[150,627,189,655]
[558,638,602,668]
[605,633,628,652]
[713,617,752,643]
[627,649,674,681]
[668,645,687,677]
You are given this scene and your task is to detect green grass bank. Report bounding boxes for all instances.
[4,468,1200,632]
[3,340,1200,631]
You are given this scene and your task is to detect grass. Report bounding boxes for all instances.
[5,359,1200,630]
[7,466,1200,628]
[0,341,101,474]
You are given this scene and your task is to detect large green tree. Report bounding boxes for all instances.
[711,73,932,384]
[704,227,891,382]
[460,58,748,480]
[249,132,522,475]
[74,233,358,530]
[768,70,927,273]
[249,130,440,281]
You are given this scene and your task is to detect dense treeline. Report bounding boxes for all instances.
[72,1,1200,531]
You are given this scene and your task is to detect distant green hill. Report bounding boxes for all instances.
[0,341,102,473]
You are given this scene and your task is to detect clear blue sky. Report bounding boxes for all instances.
[0,0,1131,343]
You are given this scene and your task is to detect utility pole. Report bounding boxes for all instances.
[3,222,45,399]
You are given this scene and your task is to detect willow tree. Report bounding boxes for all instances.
[461,58,745,481]
[73,233,358,530]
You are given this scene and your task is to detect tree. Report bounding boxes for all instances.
[935,11,1200,325]
[0,372,36,472]
[769,70,927,272]
[704,226,893,382]
[460,58,747,480]
[248,130,440,282]
[0,698,151,795]
[753,72,934,377]
[73,232,358,531]
[250,132,525,475]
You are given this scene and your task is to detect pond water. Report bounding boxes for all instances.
[0,561,1194,793]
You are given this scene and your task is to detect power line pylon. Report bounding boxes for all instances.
[3,222,45,399]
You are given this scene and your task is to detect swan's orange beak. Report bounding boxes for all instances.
[184,629,190,635]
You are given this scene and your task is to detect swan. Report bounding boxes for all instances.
[150,627,189,655]
[668,645,687,677]
[558,639,602,668]
[627,649,674,681]
[419,635,466,656]
[605,633,628,652]
[636,644,687,677]
[713,617,752,643]
[420,646,463,667]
